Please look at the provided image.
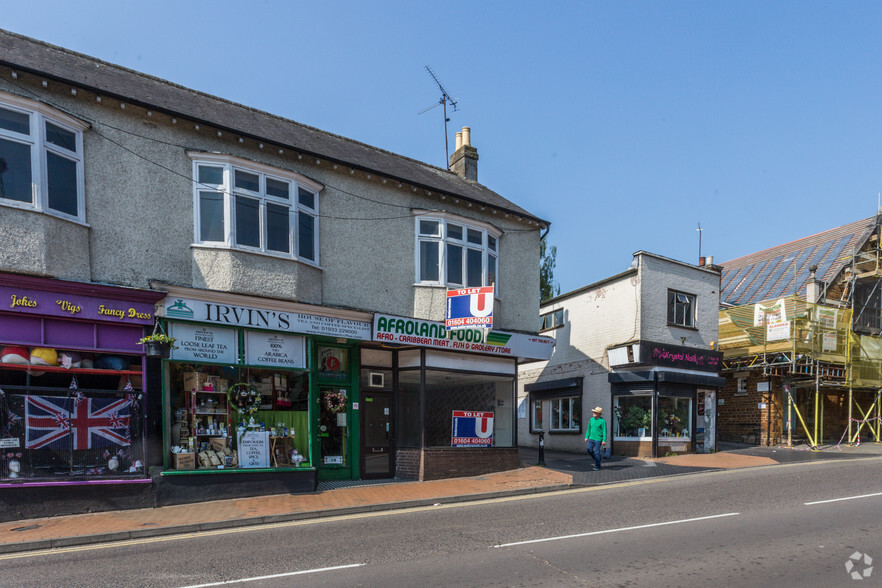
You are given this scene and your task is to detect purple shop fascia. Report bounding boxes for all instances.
[0,272,164,503]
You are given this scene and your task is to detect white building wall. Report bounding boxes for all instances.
[518,252,721,454]
[638,254,720,347]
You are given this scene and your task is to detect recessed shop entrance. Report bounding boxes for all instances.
[361,391,393,478]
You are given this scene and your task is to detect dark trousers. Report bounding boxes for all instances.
[587,439,603,469]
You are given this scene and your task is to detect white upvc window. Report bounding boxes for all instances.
[0,91,87,222]
[190,153,322,264]
[550,396,581,432]
[415,212,500,289]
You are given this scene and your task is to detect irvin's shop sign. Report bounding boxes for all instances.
[372,314,555,360]
[451,411,494,447]
[446,286,494,330]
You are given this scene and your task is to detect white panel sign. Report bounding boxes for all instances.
[169,323,238,363]
[163,297,371,340]
[237,430,270,468]
[245,331,306,368]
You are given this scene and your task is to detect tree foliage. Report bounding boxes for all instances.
[540,239,559,302]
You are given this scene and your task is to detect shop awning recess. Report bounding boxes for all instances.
[608,371,725,388]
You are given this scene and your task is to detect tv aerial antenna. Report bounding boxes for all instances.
[418,65,459,163]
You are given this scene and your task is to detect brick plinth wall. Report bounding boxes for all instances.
[396,448,421,480]
[421,448,519,481]
[396,448,522,480]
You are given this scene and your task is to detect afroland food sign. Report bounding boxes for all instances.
[373,314,554,360]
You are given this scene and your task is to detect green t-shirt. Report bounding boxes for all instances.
[585,416,607,442]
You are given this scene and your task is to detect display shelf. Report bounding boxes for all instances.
[186,379,231,469]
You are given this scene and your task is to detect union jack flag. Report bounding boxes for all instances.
[25,396,132,450]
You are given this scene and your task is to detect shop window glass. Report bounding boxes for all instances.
[0,346,145,481]
[423,369,514,447]
[398,370,422,447]
[659,396,691,439]
[167,363,310,470]
[531,398,543,432]
[550,396,580,432]
[614,396,652,439]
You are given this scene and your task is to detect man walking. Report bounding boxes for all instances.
[585,406,607,471]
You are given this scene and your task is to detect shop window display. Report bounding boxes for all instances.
[613,396,653,439]
[0,346,145,480]
[659,396,691,439]
[168,363,309,470]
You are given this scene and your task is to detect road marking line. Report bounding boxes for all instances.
[493,512,740,548]
[177,563,365,587]
[804,492,882,505]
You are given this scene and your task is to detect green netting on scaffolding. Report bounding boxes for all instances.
[718,296,882,385]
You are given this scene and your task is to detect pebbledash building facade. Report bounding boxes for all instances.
[0,29,552,520]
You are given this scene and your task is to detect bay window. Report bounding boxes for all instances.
[0,92,86,221]
[190,153,322,264]
[415,213,500,288]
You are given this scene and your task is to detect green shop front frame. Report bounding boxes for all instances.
[313,340,360,481]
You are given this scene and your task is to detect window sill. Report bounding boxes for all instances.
[0,200,89,228]
[614,436,652,441]
[413,283,500,300]
[666,323,699,331]
[548,429,581,434]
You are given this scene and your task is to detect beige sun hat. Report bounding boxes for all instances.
[592,406,603,415]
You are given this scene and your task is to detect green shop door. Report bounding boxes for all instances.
[317,387,353,480]
[361,392,393,478]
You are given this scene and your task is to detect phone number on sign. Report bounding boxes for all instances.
[451,437,492,445]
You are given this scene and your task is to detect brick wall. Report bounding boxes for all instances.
[421,448,520,481]
[719,371,877,445]
[396,448,421,480]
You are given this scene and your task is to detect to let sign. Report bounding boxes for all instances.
[451,410,494,447]
[446,287,494,330]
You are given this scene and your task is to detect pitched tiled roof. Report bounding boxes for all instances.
[719,217,877,305]
[0,29,547,226]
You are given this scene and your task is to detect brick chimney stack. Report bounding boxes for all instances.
[449,126,478,181]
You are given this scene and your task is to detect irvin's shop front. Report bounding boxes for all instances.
[152,285,373,504]
[368,314,554,481]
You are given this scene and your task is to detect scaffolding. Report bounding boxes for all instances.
[719,296,882,448]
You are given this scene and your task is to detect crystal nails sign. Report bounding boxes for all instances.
[373,314,554,360]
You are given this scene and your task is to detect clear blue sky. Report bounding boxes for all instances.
[4,1,881,295]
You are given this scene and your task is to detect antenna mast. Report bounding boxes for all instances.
[697,222,703,263]
[418,65,459,163]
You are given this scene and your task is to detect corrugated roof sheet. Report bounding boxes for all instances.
[0,29,547,226]
[719,217,877,305]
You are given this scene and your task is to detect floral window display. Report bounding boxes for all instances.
[613,396,652,439]
[659,396,691,439]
